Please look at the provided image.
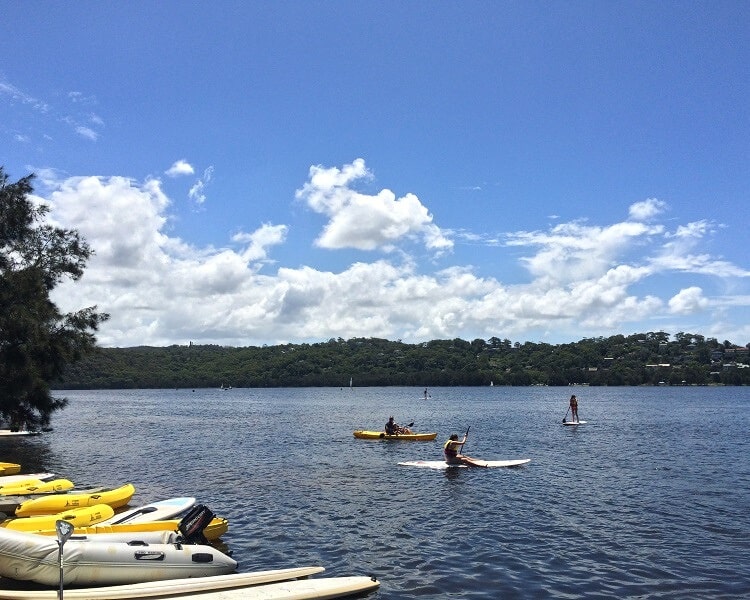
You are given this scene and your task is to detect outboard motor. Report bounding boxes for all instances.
[177,504,215,545]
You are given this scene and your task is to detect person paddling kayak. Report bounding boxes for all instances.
[443,432,485,467]
[385,416,412,435]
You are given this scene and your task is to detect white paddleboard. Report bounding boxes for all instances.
[101,497,196,525]
[398,459,531,469]
[157,576,380,600]
[563,421,587,426]
[0,567,327,599]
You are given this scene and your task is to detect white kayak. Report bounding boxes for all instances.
[399,459,531,469]
[563,420,587,426]
[0,527,236,586]
[102,497,196,525]
[0,567,327,599]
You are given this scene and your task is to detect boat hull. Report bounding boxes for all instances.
[0,527,237,586]
[15,484,135,516]
[353,430,437,441]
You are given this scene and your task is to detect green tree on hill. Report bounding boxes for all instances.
[0,168,108,429]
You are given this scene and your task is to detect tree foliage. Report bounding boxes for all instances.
[0,168,108,429]
[57,332,750,390]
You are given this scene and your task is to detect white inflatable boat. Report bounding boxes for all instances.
[0,527,237,586]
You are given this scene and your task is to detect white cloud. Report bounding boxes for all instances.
[188,166,214,204]
[165,160,195,177]
[40,170,750,347]
[668,287,709,314]
[75,126,98,141]
[232,224,288,263]
[506,220,662,284]
[629,198,667,221]
[296,159,453,254]
[0,80,49,112]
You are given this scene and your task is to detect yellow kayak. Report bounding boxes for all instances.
[3,503,115,531]
[0,478,74,496]
[0,463,21,476]
[29,515,231,541]
[353,430,438,441]
[0,476,43,491]
[15,483,136,517]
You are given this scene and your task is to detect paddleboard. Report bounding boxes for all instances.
[0,567,327,599]
[563,421,587,426]
[102,497,196,525]
[0,431,41,437]
[166,576,380,599]
[398,459,531,469]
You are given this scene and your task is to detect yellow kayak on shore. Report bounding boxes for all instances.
[3,503,115,531]
[0,463,21,476]
[0,478,74,496]
[15,483,135,516]
[32,515,230,541]
[353,430,438,441]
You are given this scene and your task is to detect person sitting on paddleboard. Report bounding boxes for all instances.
[385,416,412,435]
[444,433,485,467]
[569,394,579,422]
[444,433,469,465]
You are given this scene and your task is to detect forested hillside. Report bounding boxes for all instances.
[55,332,750,389]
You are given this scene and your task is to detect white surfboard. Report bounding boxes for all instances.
[0,567,328,599]
[398,459,531,469]
[171,576,380,599]
[101,497,196,525]
[563,420,587,426]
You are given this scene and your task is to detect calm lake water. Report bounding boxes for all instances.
[3,386,749,599]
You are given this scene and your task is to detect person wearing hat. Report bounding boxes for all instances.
[385,416,412,435]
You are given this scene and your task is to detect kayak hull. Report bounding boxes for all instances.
[353,430,437,441]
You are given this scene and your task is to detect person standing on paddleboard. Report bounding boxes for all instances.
[569,394,579,422]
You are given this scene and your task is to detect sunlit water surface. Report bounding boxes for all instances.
[3,386,749,599]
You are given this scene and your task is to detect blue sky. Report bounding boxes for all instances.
[2,1,748,347]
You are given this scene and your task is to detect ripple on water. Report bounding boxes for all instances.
[10,386,748,599]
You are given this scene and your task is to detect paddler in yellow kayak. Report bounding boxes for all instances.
[385,416,412,435]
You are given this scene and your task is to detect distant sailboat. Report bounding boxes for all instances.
[349,377,353,389]
[490,381,494,387]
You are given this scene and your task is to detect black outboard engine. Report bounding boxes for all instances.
[178,504,215,545]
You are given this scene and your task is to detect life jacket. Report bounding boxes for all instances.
[443,439,458,458]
